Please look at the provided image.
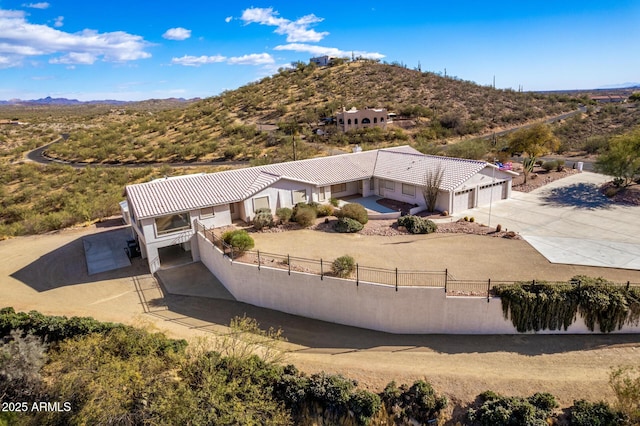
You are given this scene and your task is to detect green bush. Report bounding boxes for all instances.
[275,207,292,223]
[329,197,339,207]
[570,399,625,426]
[542,160,558,172]
[467,390,557,425]
[382,380,448,425]
[397,215,437,234]
[253,208,274,230]
[222,229,255,253]
[334,217,363,233]
[338,203,368,224]
[332,255,356,278]
[293,207,317,228]
[316,204,334,217]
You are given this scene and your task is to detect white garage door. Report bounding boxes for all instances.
[477,181,506,207]
[453,188,474,213]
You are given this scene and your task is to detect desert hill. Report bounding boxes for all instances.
[21,60,585,164]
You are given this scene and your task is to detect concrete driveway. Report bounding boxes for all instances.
[455,172,640,270]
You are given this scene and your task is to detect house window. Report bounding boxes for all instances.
[354,118,358,125]
[339,118,344,124]
[402,184,416,197]
[292,190,307,204]
[155,212,191,236]
[200,206,215,218]
[319,187,326,201]
[331,183,347,193]
[374,117,378,124]
[385,180,395,191]
[362,118,370,124]
[381,117,385,122]
[253,196,269,212]
[348,119,352,125]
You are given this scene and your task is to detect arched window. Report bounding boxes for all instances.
[347,119,352,125]
[362,118,371,124]
[373,117,378,123]
[381,117,385,122]
[354,118,358,125]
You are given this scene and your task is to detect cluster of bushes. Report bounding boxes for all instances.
[0,308,453,426]
[292,202,317,228]
[466,390,630,425]
[253,207,274,230]
[494,276,640,333]
[397,215,437,234]
[334,203,368,233]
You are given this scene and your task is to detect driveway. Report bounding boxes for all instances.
[455,172,640,270]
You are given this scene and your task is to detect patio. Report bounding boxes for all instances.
[340,195,417,217]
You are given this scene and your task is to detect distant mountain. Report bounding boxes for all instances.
[597,82,640,89]
[0,96,195,106]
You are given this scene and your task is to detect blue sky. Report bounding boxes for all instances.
[0,1,638,101]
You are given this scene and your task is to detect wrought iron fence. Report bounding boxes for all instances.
[195,221,640,297]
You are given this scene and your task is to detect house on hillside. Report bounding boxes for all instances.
[336,107,390,132]
[310,55,335,67]
[124,146,518,272]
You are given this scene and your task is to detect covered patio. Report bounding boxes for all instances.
[339,195,422,218]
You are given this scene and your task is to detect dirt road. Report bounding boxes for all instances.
[1,222,639,409]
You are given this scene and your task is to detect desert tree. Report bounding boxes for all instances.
[595,127,640,187]
[507,123,560,183]
[422,163,444,212]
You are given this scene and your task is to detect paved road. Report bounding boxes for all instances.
[25,138,250,169]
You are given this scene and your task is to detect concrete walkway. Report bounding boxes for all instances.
[455,172,640,270]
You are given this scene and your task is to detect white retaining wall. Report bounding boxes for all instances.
[197,232,640,334]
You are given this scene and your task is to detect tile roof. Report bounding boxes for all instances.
[125,145,490,219]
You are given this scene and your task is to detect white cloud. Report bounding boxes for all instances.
[240,7,328,42]
[225,16,232,23]
[54,16,63,27]
[22,2,49,9]
[227,53,274,65]
[0,8,152,67]
[162,27,191,41]
[171,55,226,67]
[171,52,275,67]
[49,52,98,65]
[274,43,385,60]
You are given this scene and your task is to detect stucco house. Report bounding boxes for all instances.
[336,107,389,132]
[124,146,517,272]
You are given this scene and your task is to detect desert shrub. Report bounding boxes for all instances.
[469,216,475,223]
[329,197,339,207]
[275,207,292,223]
[337,203,368,224]
[555,159,565,171]
[316,204,334,217]
[610,366,640,423]
[570,399,625,426]
[253,208,274,230]
[0,307,124,343]
[541,160,558,172]
[397,215,437,234]
[334,217,363,233]
[349,390,382,425]
[467,390,557,425]
[332,255,356,278]
[293,206,317,228]
[0,330,47,400]
[222,229,255,253]
[382,380,448,425]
